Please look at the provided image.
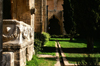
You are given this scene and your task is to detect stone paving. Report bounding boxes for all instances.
[57,41,77,66]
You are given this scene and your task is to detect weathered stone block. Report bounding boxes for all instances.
[2,52,14,66]
[3,19,34,43]
[26,44,33,61]
[14,48,26,66]
[3,19,34,66]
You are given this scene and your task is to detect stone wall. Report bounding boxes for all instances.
[47,0,63,11]
[47,0,64,34]
[11,0,31,25]
[35,0,42,32]
[35,0,47,32]
[47,0,54,10]
[2,0,35,66]
[48,11,63,34]
[42,0,47,32]
[0,0,3,65]
[57,0,63,10]
[10,0,35,26]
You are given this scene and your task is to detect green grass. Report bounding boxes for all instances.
[60,41,87,48]
[50,38,72,41]
[44,41,56,47]
[52,38,100,64]
[26,55,39,66]
[59,41,87,48]
[37,58,56,66]
[39,41,56,56]
[26,55,56,66]
[26,40,57,66]
[58,38,100,48]
[27,38,100,65]
[64,53,100,64]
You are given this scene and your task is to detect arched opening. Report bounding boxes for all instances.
[3,0,11,19]
[48,15,61,35]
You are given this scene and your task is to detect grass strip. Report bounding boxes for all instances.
[39,40,56,56]
[57,38,100,64]
[26,55,56,66]
[64,53,100,64]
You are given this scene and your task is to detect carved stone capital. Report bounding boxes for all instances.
[3,19,34,44]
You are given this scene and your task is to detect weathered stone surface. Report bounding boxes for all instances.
[3,38,34,66]
[2,52,14,66]
[35,0,47,32]
[35,0,42,32]
[2,0,35,66]
[3,19,34,43]
[10,0,35,26]
[47,0,63,10]
[47,0,64,35]
[26,44,34,61]
[3,20,34,66]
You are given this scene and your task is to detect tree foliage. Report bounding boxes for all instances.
[63,0,100,51]
[63,0,77,41]
[71,0,100,38]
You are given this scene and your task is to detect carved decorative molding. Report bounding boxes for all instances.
[3,19,34,44]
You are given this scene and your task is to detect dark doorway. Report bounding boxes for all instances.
[3,0,11,19]
[48,15,61,35]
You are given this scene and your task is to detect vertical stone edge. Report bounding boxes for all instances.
[26,44,33,61]
[0,0,3,66]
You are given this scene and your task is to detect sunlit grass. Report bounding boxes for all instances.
[44,41,55,47]
[64,53,100,64]
[39,41,56,56]
[38,58,56,66]
[26,55,56,66]
[59,41,87,48]
[56,38,100,64]
[50,38,69,40]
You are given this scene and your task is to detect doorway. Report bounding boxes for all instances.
[48,15,61,35]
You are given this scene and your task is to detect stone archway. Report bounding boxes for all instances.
[48,15,61,35]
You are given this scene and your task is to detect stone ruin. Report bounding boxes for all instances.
[3,20,34,66]
[0,0,35,66]
[0,0,64,66]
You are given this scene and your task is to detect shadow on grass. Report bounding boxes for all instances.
[38,57,56,61]
[62,48,100,53]
[41,47,100,54]
[57,38,87,44]
[63,57,100,63]
[40,38,100,65]
[41,47,56,52]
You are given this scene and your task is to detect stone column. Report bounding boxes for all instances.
[41,0,44,32]
[0,0,3,65]
[45,5,48,32]
[42,0,47,32]
[35,0,42,32]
